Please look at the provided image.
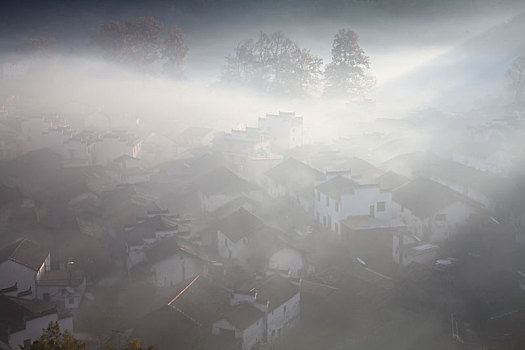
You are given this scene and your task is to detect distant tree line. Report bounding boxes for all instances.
[222,28,375,98]
[92,16,188,77]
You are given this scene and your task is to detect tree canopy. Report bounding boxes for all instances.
[324,28,375,98]
[26,322,85,350]
[93,16,188,77]
[222,31,323,97]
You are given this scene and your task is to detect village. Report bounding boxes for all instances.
[1,103,525,350]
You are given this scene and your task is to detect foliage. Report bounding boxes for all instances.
[506,55,525,103]
[222,31,323,97]
[93,16,188,76]
[324,28,375,98]
[25,322,85,350]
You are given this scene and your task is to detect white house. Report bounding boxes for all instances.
[212,274,301,349]
[314,171,392,235]
[0,239,50,299]
[216,209,305,277]
[0,295,73,350]
[212,302,266,350]
[145,239,208,288]
[254,274,300,344]
[219,127,271,170]
[392,177,479,242]
[258,112,303,150]
[36,269,87,309]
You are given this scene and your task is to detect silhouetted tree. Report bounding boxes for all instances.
[93,16,188,76]
[26,322,85,350]
[324,28,375,98]
[506,55,525,103]
[222,32,323,96]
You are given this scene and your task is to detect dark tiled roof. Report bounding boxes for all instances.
[167,275,231,326]
[0,295,57,330]
[315,175,357,199]
[0,239,48,271]
[217,208,266,243]
[197,167,258,196]
[254,274,299,312]
[375,171,409,191]
[37,270,85,287]
[220,302,264,330]
[265,158,323,189]
[393,177,472,219]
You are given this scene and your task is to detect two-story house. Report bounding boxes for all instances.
[314,171,392,236]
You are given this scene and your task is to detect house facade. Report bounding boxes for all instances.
[258,112,303,150]
[314,172,392,235]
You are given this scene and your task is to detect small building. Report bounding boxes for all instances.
[314,171,392,235]
[0,239,50,299]
[196,167,261,213]
[257,111,303,151]
[218,127,271,171]
[36,269,87,309]
[216,209,304,277]
[0,295,73,350]
[392,177,479,242]
[264,158,324,212]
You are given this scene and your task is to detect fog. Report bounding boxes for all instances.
[2,1,525,350]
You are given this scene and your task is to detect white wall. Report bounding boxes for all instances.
[392,200,475,242]
[314,186,391,235]
[268,249,303,278]
[266,292,300,344]
[0,261,38,298]
[151,253,203,287]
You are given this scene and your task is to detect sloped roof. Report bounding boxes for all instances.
[254,274,299,311]
[197,167,258,196]
[167,275,231,326]
[217,208,266,243]
[393,177,471,219]
[0,295,57,326]
[375,171,409,191]
[126,215,179,246]
[0,239,48,271]
[219,302,264,330]
[315,175,357,199]
[265,158,323,189]
[330,157,384,183]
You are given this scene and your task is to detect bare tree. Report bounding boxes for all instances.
[222,32,323,96]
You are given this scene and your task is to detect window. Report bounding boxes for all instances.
[316,191,320,202]
[377,201,386,212]
[326,196,330,207]
[68,297,75,305]
[335,201,339,212]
